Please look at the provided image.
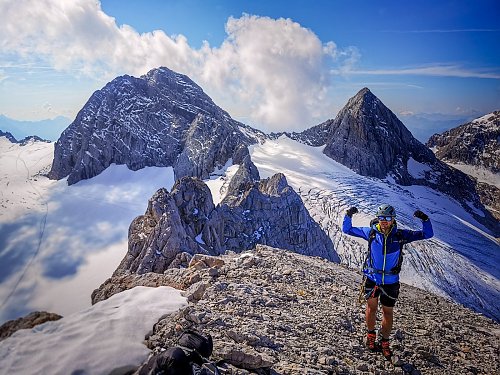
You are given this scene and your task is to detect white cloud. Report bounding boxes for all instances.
[0,0,199,78]
[399,110,414,116]
[0,1,359,131]
[381,28,500,33]
[200,15,356,129]
[351,64,500,79]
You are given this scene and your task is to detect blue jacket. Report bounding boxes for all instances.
[342,216,433,285]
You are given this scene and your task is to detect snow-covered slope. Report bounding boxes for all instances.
[0,136,243,324]
[0,286,186,375]
[0,137,177,324]
[249,136,500,321]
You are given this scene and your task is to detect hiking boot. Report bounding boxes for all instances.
[365,331,377,351]
[380,338,392,359]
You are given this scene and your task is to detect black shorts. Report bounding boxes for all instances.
[364,278,400,307]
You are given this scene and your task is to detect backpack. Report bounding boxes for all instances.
[177,329,214,359]
[364,219,407,275]
[138,329,221,375]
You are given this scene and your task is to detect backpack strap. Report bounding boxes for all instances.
[390,229,407,274]
[363,227,377,271]
[364,226,407,276]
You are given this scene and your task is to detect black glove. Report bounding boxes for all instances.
[346,207,358,217]
[414,210,429,221]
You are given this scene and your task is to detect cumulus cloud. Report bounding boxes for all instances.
[0,0,199,78]
[0,0,359,130]
[201,15,348,129]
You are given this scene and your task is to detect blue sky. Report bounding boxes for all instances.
[0,0,499,133]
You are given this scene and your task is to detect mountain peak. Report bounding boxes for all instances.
[142,66,198,88]
[354,86,372,98]
[49,66,265,185]
[322,88,430,180]
[345,87,381,115]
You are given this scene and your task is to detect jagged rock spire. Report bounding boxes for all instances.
[113,173,338,276]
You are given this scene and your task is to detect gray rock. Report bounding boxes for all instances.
[183,281,209,302]
[0,311,62,341]
[218,347,275,370]
[108,173,338,278]
[208,173,338,261]
[226,154,260,195]
[114,185,202,276]
[427,111,499,174]
[319,88,430,181]
[476,181,500,220]
[427,111,500,222]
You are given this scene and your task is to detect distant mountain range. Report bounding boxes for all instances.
[0,129,50,145]
[0,114,70,141]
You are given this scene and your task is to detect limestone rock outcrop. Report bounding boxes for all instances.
[109,171,337,277]
[427,111,499,174]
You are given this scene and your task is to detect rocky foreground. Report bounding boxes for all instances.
[93,245,499,375]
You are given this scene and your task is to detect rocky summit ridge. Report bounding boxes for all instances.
[92,246,500,375]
